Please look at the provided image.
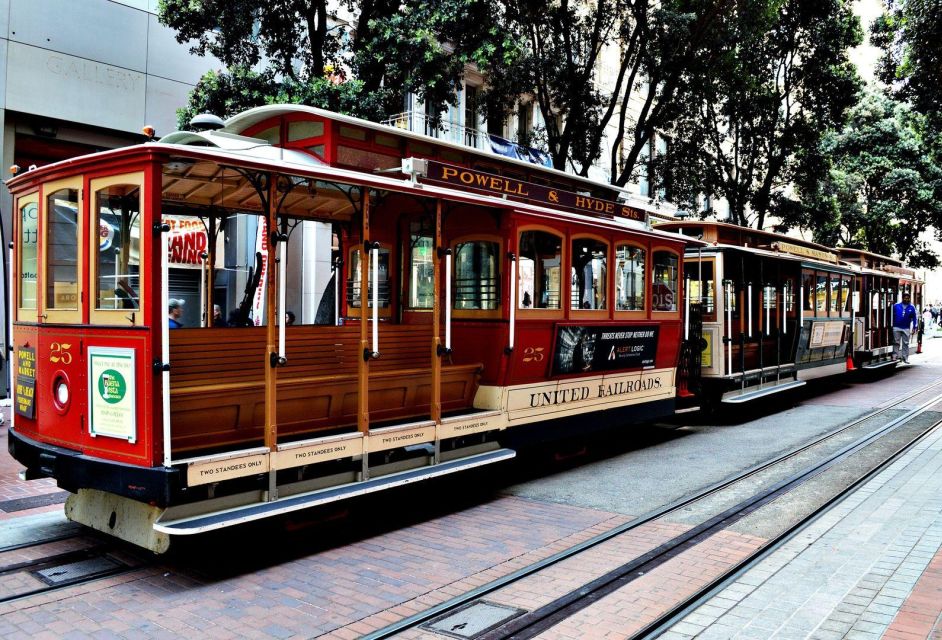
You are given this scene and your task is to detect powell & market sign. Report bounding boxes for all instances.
[422,160,646,222]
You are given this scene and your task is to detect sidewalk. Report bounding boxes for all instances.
[663,377,942,639]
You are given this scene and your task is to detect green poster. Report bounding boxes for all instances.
[88,347,136,442]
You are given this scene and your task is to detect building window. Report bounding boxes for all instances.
[464,85,479,147]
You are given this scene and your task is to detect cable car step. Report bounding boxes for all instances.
[722,380,806,404]
[862,358,899,370]
[153,448,516,536]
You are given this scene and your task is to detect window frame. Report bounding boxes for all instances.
[568,233,610,319]
[516,225,565,319]
[345,244,393,319]
[613,241,649,319]
[15,191,40,322]
[89,172,145,326]
[451,234,502,320]
[651,246,681,318]
[41,176,84,325]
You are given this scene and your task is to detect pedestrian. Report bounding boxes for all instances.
[892,293,918,363]
[923,306,933,331]
[168,298,184,329]
[213,304,228,327]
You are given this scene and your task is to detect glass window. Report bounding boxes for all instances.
[455,240,499,310]
[96,185,141,310]
[685,259,714,314]
[830,273,841,315]
[840,276,851,314]
[518,230,561,309]
[407,229,434,309]
[816,273,828,313]
[615,245,646,311]
[803,271,815,311]
[18,197,38,310]
[46,188,79,310]
[571,238,607,310]
[347,247,391,309]
[652,251,678,311]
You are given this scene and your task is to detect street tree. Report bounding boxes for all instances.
[872,0,942,150]
[664,0,862,229]
[158,0,517,126]
[793,91,942,268]
[491,0,735,178]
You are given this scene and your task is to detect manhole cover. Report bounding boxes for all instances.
[422,600,526,639]
[34,557,123,585]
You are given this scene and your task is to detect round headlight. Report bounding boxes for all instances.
[55,379,69,406]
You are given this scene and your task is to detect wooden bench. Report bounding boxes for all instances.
[168,324,481,453]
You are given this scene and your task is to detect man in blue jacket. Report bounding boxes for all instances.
[892,293,918,363]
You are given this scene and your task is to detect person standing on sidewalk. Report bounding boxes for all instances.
[892,293,918,363]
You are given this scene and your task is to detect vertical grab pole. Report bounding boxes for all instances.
[508,253,517,352]
[278,238,286,360]
[371,245,379,356]
[782,284,787,335]
[431,201,443,461]
[747,283,753,338]
[160,223,171,467]
[726,282,733,375]
[684,276,690,341]
[333,257,340,326]
[445,252,452,351]
[7,245,14,428]
[199,255,206,327]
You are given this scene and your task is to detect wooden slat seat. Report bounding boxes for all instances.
[168,324,481,453]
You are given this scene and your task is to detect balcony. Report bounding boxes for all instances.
[382,111,553,168]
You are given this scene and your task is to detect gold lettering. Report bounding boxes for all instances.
[441,167,459,181]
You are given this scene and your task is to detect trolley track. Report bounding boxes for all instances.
[0,530,152,605]
[361,379,942,640]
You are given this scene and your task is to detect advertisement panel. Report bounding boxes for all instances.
[552,325,659,376]
[88,347,136,442]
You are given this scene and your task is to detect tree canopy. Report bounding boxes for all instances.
[664,0,862,229]
[158,0,518,126]
[789,91,942,268]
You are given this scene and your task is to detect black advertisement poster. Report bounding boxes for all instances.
[552,325,659,376]
[15,346,36,419]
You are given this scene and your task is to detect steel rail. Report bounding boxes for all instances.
[361,378,942,640]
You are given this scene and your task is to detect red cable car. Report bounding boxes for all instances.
[8,106,699,551]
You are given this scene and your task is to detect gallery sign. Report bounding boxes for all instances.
[88,347,136,442]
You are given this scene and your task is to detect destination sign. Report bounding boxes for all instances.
[422,160,646,222]
[771,241,838,264]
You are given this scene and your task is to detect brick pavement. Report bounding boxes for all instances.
[0,404,65,521]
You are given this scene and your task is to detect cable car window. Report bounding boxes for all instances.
[652,251,678,312]
[347,247,391,311]
[518,230,561,309]
[407,227,434,310]
[686,259,715,314]
[95,185,141,311]
[18,196,38,310]
[454,240,499,310]
[830,273,841,315]
[815,273,827,313]
[802,271,815,311]
[615,245,646,311]
[840,276,852,315]
[571,238,607,310]
[46,188,80,311]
